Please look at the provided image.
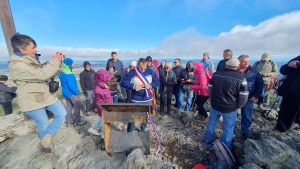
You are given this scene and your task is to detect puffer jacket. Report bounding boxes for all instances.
[8,53,62,112]
[160,70,176,92]
[209,68,249,113]
[190,62,209,96]
[94,69,113,116]
[252,60,278,84]
[0,82,17,103]
[242,66,264,99]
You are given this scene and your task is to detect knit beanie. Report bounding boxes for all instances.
[83,61,91,67]
[0,75,8,81]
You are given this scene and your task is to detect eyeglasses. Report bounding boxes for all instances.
[174,62,177,63]
[165,67,170,69]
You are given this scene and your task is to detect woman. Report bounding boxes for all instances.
[190,62,210,124]
[160,64,176,115]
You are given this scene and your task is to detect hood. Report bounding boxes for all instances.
[194,62,204,75]
[153,60,159,67]
[96,69,113,84]
[186,61,195,71]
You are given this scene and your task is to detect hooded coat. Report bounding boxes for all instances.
[190,62,209,96]
[94,69,113,116]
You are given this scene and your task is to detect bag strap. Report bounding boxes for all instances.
[214,140,235,168]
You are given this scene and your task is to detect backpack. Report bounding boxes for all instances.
[209,140,236,169]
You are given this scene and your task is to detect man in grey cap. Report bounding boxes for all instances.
[201,52,215,72]
[205,58,248,149]
[253,52,278,109]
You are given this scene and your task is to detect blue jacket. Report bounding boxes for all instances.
[243,66,263,99]
[59,64,80,99]
[106,59,124,75]
[121,67,160,102]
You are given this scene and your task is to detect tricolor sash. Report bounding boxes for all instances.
[133,67,154,98]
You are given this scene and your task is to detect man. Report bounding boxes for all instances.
[59,58,87,127]
[177,61,195,113]
[272,55,300,133]
[253,52,278,109]
[238,55,263,139]
[205,58,248,149]
[121,58,160,132]
[106,51,124,74]
[79,61,96,116]
[216,49,233,72]
[0,75,17,115]
[201,52,215,72]
[146,56,160,77]
[121,60,137,103]
[172,58,184,108]
[8,33,67,153]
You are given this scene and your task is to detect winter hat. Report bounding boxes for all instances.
[203,52,209,58]
[261,52,271,60]
[63,58,73,67]
[83,61,91,67]
[146,56,152,62]
[166,62,173,69]
[226,58,240,67]
[0,75,8,81]
[130,60,137,67]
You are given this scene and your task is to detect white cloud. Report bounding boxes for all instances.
[1,11,299,60]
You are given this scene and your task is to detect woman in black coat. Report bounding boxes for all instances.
[160,65,176,115]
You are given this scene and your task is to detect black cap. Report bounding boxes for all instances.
[83,61,91,67]
[0,75,8,81]
[146,56,152,62]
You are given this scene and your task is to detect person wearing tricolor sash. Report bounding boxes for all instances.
[121,58,160,132]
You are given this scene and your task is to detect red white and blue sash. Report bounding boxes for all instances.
[133,67,154,98]
[147,112,161,156]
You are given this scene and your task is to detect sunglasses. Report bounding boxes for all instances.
[174,62,177,63]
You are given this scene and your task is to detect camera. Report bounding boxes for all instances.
[35,53,41,57]
[49,77,60,93]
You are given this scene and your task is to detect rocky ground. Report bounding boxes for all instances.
[1,98,300,169]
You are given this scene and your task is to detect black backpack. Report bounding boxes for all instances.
[209,140,236,169]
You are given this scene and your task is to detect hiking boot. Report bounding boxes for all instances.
[39,134,52,153]
[74,120,87,126]
[242,132,250,140]
[50,134,56,149]
[255,104,264,111]
[201,117,209,124]
[88,127,100,136]
[194,114,203,120]
[293,123,300,130]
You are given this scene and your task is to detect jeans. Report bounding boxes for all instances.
[127,101,151,132]
[92,117,104,136]
[26,100,67,139]
[205,107,237,148]
[178,88,193,112]
[0,101,13,115]
[257,84,268,105]
[113,96,119,103]
[173,85,180,108]
[241,100,254,133]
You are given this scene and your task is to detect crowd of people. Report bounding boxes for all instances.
[1,33,300,153]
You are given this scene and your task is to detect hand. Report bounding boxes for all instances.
[84,91,88,97]
[52,52,64,61]
[288,60,299,68]
[250,97,256,101]
[262,73,267,76]
[186,79,191,83]
[144,84,150,89]
[135,85,142,91]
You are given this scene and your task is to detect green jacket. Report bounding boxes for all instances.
[8,54,62,112]
[252,60,278,84]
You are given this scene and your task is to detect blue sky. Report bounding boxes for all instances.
[0,0,300,60]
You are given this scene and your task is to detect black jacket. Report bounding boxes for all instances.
[0,82,17,103]
[160,70,177,92]
[172,65,184,84]
[209,69,248,113]
[277,55,300,98]
[158,65,165,76]
[79,69,96,92]
[179,69,195,92]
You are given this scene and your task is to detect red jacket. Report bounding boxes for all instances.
[190,62,209,96]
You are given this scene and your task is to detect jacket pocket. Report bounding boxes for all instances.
[33,92,45,103]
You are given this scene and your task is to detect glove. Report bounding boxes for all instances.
[84,91,88,97]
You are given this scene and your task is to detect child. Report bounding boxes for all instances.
[0,75,17,115]
[106,62,121,103]
[88,69,115,137]
[160,64,176,115]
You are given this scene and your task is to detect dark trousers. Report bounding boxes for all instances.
[160,90,172,114]
[126,89,132,103]
[295,107,300,125]
[173,85,180,108]
[66,95,82,124]
[195,95,209,118]
[0,101,13,115]
[275,92,300,132]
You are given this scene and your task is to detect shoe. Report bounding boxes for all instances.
[242,132,250,140]
[269,128,283,134]
[39,134,52,153]
[293,123,300,130]
[201,117,209,124]
[88,127,100,136]
[194,114,203,120]
[85,111,92,116]
[74,120,87,126]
